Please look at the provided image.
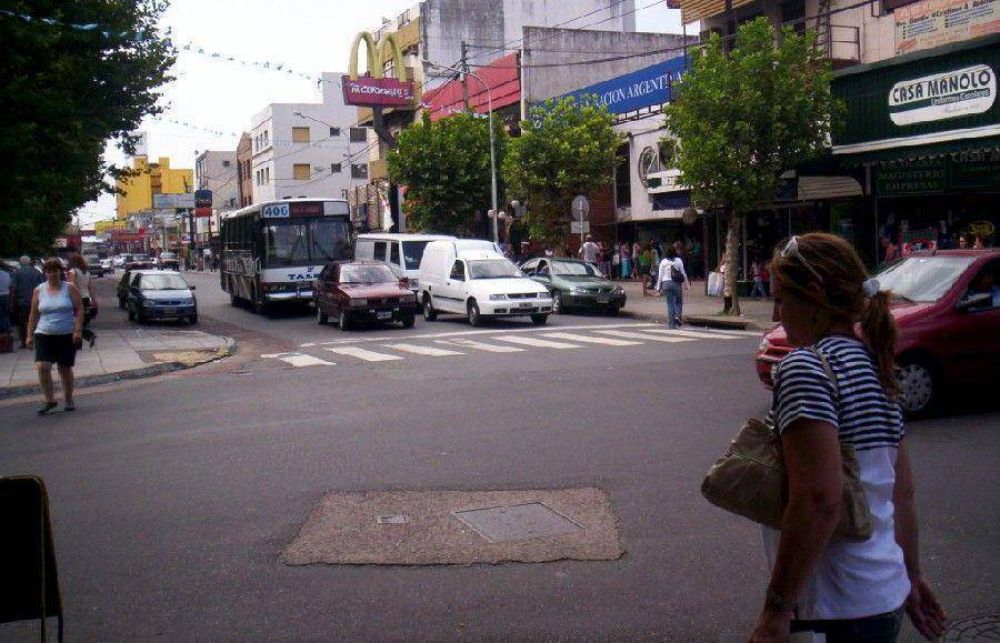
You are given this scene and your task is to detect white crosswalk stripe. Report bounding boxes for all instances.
[436,339,525,353]
[595,330,696,343]
[637,328,746,340]
[542,332,642,346]
[382,343,465,356]
[324,346,404,362]
[261,352,335,367]
[492,335,582,349]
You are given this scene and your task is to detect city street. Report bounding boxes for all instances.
[1,270,997,640]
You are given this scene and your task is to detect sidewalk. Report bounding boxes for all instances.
[1,277,235,399]
[618,279,774,331]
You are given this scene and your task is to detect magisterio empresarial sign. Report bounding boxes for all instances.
[889,63,996,125]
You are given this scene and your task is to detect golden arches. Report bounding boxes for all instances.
[347,32,408,82]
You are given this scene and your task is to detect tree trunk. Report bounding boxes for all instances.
[722,211,742,316]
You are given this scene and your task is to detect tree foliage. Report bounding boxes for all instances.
[0,0,175,256]
[663,18,838,313]
[387,111,507,236]
[503,97,622,251]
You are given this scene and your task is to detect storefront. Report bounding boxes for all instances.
[832,34,1000,258]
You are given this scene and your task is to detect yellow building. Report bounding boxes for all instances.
[115,156,194,219]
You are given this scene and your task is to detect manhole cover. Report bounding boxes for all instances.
[945,614,1000,641]
[453,502,582,543]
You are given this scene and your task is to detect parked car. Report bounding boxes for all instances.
[314,260,418,330]
[418,240,553,326]
[355,233,458,297]
[157,252,180,271]
[125,270,198,324]
[756,249,1000,416]
[520,257,626,314]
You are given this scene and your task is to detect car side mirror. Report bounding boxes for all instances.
[957,292,991,311]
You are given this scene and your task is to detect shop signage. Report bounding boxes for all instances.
[94,219,128,233]
[558,55,688,116]
[152,193,195,209]
[876,158,948,194]
[895,0,1000,56]
[341,31,413,107]
[889,64,996,125]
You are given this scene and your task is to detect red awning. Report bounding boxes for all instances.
[423,53,520,121]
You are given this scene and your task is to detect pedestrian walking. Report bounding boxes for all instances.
[67,253,97,348]
[0,262,13,348]
[619,242,631,280]
[26,258,84,414]
[579,234,600,264]
[637,244,653,296]
[751,257,768,298]
[631,241,642,279]
[11,255,45,348]
[746,233,947,643]
[657,246,689,327]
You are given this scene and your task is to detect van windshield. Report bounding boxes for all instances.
[468,260,522,279]
[402,241,432,270]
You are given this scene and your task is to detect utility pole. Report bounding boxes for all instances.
[460,40,471,111]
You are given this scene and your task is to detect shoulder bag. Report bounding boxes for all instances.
[700,349,873,541]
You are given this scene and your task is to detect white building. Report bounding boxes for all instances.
[249,72,370,204]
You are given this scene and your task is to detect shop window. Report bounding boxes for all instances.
[293,164,310,180]
[292,127,310,144]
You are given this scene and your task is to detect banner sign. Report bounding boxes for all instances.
[342,76,414,106]
[895,0,1000,55]
[889,64,996,125]
[94,219,128,233]
[556,55,688,115]
[152,193,195,209]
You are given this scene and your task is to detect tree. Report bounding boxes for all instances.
[503,97,622,253]
[0,0,175,256]
[663,18,839,315]
[387,111,506,236]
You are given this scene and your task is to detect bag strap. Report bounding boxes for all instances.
[808,346,840,402]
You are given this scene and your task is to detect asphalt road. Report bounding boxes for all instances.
[1,270,997,641]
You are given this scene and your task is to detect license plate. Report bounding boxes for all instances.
[376,311,393,320]
[518,302,532,308]
[161,311,177,317]
[597,296,610,304]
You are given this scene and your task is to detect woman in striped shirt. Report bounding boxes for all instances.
[749,233,947,643]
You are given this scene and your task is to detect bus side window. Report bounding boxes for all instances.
[390,242,400,267]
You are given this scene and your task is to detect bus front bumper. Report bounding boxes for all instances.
[266,290,314,302]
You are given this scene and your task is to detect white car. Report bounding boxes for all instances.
[100,258,114,273]
[418,240,553,326]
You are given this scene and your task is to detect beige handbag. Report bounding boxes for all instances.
[700,350,873,541]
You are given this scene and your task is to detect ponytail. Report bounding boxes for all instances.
[860,290,899,400]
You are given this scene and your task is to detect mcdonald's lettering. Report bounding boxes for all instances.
[342,31,415,107]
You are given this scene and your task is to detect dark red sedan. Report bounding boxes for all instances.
[756,249,1000,416]
[313,260,418,331]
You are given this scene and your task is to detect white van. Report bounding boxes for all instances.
[355,233,455,294]
[418,239,553,326]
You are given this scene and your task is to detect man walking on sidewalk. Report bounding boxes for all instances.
[12,255,44,348]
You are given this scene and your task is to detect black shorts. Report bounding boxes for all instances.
[34,333,77,367]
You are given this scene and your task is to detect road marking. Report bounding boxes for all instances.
[493,335,581,349]
[261,352,335,367]
[382,343,465,356]
[436,339,525,353]
[595,330,695,343]
[324,346,404,362]
[304,322,660,347]
[542,332,642,346]
[637,328,746,340]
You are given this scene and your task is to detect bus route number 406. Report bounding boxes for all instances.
[262,203,290,218]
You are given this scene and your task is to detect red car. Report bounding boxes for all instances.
[313,260,418,331]
[756,249,1000,416]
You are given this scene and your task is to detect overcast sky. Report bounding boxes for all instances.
[78,0,685,225]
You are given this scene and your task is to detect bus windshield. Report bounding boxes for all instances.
[264,218,351,267]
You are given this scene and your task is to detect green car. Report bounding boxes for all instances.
[520,258,626,314]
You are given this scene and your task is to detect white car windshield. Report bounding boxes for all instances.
[341,264,396,283]
[876,256,977,303]
[468,260,522,279]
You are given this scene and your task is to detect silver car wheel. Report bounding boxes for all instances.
[898,362,934,414]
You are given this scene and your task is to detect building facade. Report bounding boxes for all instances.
[248,72,369,205]
[115,156,193,219]
[236,132,253,208]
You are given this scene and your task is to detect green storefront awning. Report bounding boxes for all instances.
[832,34,1000,166]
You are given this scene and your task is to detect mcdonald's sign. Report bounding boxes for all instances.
[342,31,414,107]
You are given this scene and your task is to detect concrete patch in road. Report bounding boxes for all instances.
[281,488,623,566]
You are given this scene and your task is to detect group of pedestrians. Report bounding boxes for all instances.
[4,253,98,414]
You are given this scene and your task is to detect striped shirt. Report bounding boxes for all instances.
[763,335,911,620]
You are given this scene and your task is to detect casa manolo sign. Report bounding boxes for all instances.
[889,63,996,125]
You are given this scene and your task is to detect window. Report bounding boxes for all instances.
[615,143,631,208]
[349,127,367,143]
[265,167,270,182]
[292,127,310,143]
[330,163,342,173]
[222,160,231,168]
[450,260,465,281]
[390,242,400,266]
[329,127,341,137]
[351,164,368,179]
[293,164,311,180]
[373,241,387,261]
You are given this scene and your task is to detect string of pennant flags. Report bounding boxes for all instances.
[158,118,239,139]
[177,41,338,86]
[0,7,149,40]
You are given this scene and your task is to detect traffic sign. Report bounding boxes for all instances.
[571,195,590,222]
[570,221,590,234]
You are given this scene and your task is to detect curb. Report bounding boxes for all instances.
[0,336,236,401]
[618,309,766,332]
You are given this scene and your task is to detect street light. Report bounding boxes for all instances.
[428,62,499,245]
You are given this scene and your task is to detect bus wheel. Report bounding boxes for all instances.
[252,288,268,315]
[229,292,241,307]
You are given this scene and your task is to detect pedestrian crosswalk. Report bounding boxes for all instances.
[261,325,754,369]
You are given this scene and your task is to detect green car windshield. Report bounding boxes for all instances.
[551,260,601,277]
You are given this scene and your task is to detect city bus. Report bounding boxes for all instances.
[220,198,353,313]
